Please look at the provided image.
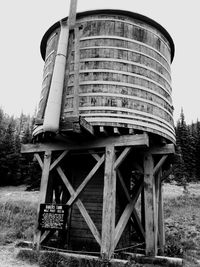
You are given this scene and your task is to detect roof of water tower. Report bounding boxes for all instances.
[40,9,175,62]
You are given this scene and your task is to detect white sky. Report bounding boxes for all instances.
[0,0,200,124]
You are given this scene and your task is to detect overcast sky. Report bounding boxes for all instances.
[1,0,200,124]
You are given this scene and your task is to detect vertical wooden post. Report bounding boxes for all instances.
[101,146,116,260]
[143,152,157,256]
[141,184,145,231]
[68,0,78,30]
[34,150,52,250]
[158,169,165,254]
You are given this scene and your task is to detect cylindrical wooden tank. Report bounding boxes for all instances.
[37,9,175,143]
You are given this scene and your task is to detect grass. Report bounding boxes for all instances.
[164,189,200,266]
[0,199,37,245]
[1,184,200,266]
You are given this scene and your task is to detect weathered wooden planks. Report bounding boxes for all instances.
[143,152,157,256]
[101,146,116,259]
[34,151,53,249]
[39,10,175,143]
[21,133,149,153]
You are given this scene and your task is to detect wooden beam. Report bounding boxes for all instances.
[57,166,101,245]
[67,154,105,206]
[117,170,145,239]
[114,147,132,170]
[114,179,143,249]
[101,146,116,260]
[149,144,175,155]
[56,166,74,195]
[79,116,94,135]
[34,151,52,250]
[21,133,149,153]
[76,199,101,246]
[88,150,101,161]
[99,126,108,136]
[157,170,165,254]
[123,253,183,267]
[68,0,77,30]
[143,152,157,256]
[129,128,135,135]
[50,150,69,171]
[141,187,145,231]
[113,127,120,135]
[61,116,94,135]
[117,170,131,202]
[34,153,43,169]
[153,155,168,176]
[38,151,52,200]
[132,208,145,239]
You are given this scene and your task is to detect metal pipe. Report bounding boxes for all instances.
[43,0,78,133]
[43,20,69,133]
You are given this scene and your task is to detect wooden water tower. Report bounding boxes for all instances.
[22,1,175,260]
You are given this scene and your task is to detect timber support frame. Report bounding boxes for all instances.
[21,133,175,260]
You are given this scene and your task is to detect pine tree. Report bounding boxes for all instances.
[195,120,200,179]
[172,146,187,186]
[0,110,36,186]
[175,109,195,182]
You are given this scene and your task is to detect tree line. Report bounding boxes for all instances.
[173,109,200,185]
[0,107,40,187]
[0,107,200,187]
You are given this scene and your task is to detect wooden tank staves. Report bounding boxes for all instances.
[36,9,175,143]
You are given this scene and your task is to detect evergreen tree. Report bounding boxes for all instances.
[0,110,37,186]
[172,146,187,186]
[175,109,195,182]
[195,120,200,179]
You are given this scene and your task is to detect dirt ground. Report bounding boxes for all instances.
[0,183,200,266]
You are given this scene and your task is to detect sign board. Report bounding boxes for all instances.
[38,204,68,230]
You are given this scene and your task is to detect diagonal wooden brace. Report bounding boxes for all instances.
[117,170,145,239]
[114,179,143,248]
[153,155,168,176]
[67,154,105,206]
[56,166,101,245]
[34,150,69,171]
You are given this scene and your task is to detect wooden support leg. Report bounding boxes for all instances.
[101,146,116,260]
[141,187,145,231]
[158,169,165,254]
[143,152,157,256]
[34,151,52,250]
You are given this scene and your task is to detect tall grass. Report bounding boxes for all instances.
[1,186,200,266]
[0,200,37,245]
[164,192,200,265]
